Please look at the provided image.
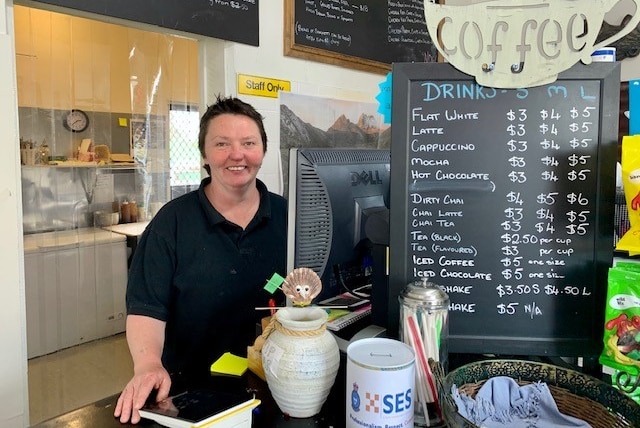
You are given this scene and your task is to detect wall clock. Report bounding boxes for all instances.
[63,109,89,132]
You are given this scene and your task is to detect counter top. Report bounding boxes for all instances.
[102,221,150,237]
[31,369,345,428]
[24,227,126,253]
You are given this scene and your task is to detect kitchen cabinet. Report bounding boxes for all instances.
[93,238,128,338]
[24,228,127,358]
[24,252,58,357]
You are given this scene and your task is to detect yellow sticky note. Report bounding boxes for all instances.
[210,352,248,376]
[118,117,128,127]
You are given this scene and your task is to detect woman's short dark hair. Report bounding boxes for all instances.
[198,95,267,170]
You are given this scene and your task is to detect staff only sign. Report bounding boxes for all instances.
[238,74,291,98]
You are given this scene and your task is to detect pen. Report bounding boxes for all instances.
[254,305,350,310]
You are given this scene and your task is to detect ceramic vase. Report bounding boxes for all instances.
[261,307,340,418]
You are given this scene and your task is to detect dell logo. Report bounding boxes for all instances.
[351,170,382,186]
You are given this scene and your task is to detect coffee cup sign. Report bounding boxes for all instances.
[424,0,640,88]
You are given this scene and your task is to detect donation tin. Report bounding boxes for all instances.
[346,338,415,428]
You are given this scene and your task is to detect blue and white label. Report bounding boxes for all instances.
[591,47,616,62]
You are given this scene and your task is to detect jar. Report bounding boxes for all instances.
[36,144,50,164]
[129,200,138,223]
[120,200,131,223]
[261,307,340,418]
[399,278,449,427]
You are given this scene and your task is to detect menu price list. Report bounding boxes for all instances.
[32,0,259,44]
[293,0,436,63]
[406,80,602,338]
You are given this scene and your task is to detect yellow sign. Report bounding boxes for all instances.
[238,74,290,98]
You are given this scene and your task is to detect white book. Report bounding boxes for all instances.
[139,389,259,428]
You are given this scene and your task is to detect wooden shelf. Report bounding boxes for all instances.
[22,163,141,172]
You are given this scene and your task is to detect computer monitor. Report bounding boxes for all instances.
[286,147,391,310]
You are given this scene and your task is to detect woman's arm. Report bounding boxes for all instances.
[114,314,171,424]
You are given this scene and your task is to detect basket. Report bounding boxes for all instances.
[430,359,640,428]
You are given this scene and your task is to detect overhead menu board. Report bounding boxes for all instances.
[284,0,438,74]
[388,62,620,357]
[31,0,259,46]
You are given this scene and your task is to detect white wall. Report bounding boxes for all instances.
[0,0,30,426]
[605,0,640,81]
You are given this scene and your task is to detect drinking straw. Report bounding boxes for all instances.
[415,362,432,427]
[407,314,437,400]
[406,314,441,420]
[405,317,432,426]
[420,310,438,361]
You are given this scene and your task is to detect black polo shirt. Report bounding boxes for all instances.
[126,178,287,376]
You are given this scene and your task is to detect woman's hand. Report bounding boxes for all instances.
[114,362,171,424]
[113,315,169,424]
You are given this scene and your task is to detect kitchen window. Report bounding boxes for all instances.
[169,103,201,199]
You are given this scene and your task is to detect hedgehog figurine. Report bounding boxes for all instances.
[281,267,322,306]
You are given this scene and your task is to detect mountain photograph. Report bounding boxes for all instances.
[279,92,390,191]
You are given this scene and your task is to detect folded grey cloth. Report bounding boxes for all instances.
[452,376,592,428]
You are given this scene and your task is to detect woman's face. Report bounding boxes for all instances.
[203,113,265,190]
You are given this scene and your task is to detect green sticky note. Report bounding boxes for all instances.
[264,272,285,294]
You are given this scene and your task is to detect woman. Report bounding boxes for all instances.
[114,96,287,424]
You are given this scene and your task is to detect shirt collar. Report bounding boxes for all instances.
[198,177,272,226]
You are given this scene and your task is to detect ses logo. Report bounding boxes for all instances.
[350,382,413,415]
[351,170,383,186]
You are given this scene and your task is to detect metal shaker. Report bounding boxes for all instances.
[399,278,449,427]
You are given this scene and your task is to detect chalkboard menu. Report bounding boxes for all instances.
[284,0,438,74]
[388,62,620,357]
[31,0,259,46]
